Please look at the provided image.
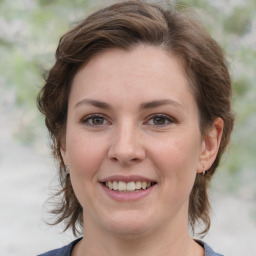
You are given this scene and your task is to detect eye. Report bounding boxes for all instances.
[82,114,109,126]
[146,114,175,126]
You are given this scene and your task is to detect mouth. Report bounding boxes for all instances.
[101,181,157,192]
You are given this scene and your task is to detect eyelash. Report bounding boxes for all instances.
[145,114,175,127]
[81,114,110,126]
[81,113,175,127]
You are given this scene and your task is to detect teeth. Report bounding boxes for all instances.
[105,181,153,192]
[141,181,147,189]
[118,181,126,191]
[107,181,113,190]
[127,182,136,191]
[135,181,141,189]
[113,181,118,190]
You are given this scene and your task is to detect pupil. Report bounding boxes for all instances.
[154,117,165,125]
[93,117,103,125]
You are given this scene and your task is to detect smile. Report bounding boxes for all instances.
[103,181,156,192]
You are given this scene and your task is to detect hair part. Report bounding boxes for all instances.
[38,0,234,236]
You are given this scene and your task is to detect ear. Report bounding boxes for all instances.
[197,117,224,174]
[60,138,69,166]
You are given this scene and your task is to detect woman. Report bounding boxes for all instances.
[37,1,234,255]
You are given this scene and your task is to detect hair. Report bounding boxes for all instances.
[37,0,234,236]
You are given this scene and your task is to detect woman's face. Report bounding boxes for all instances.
[62,45,213,236]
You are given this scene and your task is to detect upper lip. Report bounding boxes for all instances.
[100,175,156,183]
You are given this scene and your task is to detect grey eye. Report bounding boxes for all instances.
[91,116,105,125]
[82,114,108,126]
[152,116,167,125]
[147,114,174,126]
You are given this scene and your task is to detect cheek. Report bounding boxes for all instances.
[148,132,201,187]
[66,131,107,178]
[66,132,108,206]
[153,135,200,169]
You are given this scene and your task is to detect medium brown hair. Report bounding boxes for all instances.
[38,0,234,236]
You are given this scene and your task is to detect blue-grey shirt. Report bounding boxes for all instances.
[38,238,223,256]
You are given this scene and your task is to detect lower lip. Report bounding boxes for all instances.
[100,183,155,201]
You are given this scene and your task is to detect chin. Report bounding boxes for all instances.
[103,211,153,236]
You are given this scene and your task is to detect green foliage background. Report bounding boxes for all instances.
[1,0,255,197]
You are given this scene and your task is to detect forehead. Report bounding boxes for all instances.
[70,45,197,112]
[76,44,188,79]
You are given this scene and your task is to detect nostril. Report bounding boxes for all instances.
[109,155,118,160]
[108,143,146,163]
[109,156,141,165]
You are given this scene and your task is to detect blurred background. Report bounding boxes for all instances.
[0,0,255,255]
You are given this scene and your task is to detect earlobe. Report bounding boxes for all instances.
[197,117,224,174]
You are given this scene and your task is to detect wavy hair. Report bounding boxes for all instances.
[38,0,234,236]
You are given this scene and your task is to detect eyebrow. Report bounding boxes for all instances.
[139,99,184,110]
[75,99,111,109]
[74,98,184,110]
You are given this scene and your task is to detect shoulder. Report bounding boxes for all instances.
[37,238,82,256]
[197,240,224,256]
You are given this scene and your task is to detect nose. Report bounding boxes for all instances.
[108,122,146,165]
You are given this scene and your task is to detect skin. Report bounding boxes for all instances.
[61,45,223,256]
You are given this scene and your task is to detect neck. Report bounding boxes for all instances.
[73,215,204,256]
